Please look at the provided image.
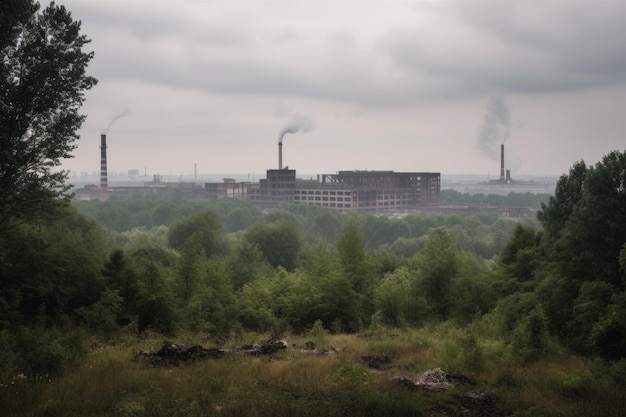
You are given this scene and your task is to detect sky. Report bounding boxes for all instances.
[59,0,626,179]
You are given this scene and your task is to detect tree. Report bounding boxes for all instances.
[0,205,107,325]
[0,1,97,226]
[416,227,458,321]
[374,266,422,327]
[168,209,226,258]
[227,239,272,290]
[537,160,586,246]
[498,223,542,290]
[103,248,138,324]
[244,219,302,271]
[561,151,626,287]
[336,220,368,291]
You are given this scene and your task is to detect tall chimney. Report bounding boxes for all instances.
[278,141,283,170]
[500,144,505,182]
[100,134,109,201]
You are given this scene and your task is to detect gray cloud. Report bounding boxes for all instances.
[60,1,626,177]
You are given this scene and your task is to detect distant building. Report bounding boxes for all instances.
[74,167,441,212]
[230,169,440,212]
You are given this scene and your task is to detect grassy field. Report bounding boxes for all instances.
[2,327,624,417]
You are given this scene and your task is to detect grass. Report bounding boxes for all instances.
[2,327,624,417]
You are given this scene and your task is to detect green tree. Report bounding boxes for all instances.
[560,151,626,287]
[0,0,97,226]
[244,219,302,271]
[571,280,617,353]
[175,232,205,304]
[336,220,368,292]
[416,227,458,321]
[374,266,423,327]
[311,211,342,243]
[0,206,107,325]
[102,248,138,324]
[168,209,226,258]
[227,239,272,290]
[449,252,497,323]
[497,223,542,292]
[537,160,587,246]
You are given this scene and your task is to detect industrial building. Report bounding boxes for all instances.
[74,131,441,212]
[218,169,440,212]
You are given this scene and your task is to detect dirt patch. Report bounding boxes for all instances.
[360,354,392,370]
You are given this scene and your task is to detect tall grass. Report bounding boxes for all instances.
[2,328,624,417]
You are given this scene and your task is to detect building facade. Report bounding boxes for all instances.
[241,169,440,211]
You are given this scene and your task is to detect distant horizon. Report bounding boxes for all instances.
[67,170,560,184]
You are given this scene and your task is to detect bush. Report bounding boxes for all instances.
[334,363,375,388]
[0,330,17,381]
[14,326,86,377]
[437,328,483,372]
[75,289,123,338]
[307,319,328,344]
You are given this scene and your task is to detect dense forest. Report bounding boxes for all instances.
[2,151,626,380]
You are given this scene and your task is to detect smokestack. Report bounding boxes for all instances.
[100,134,108,201]
[278,141,283,170]
[500,144,505,182]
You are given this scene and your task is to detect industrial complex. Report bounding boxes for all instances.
[74,133,441,212]
[75,130,551,219]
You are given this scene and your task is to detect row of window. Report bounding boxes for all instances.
[295,202,352,209]
[294,190,351,196]
[294,196,352,202]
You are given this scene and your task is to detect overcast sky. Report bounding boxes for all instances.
[60,0,626,179]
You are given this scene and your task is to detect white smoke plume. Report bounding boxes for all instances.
[476,93,511,161]
[101,104,130,134]
[278,115,314,144]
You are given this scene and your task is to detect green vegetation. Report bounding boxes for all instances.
[0,0,96,226]
[1,148,625,415]
[3,148,626,415]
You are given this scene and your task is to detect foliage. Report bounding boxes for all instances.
[437,327,484,372]
[441,189,551,209]
[0,205,107,325]
[244,219,302,271]
[537,161,587,245]
[13,325,85,377]
[414,227,458,321]
[374,267,422,327]
[477,292,550,363]
[168,209,227,258]
[75,289,123,338]
[0,0,96,226]
[336,220,369,291]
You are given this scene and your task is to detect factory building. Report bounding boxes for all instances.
[248,169,297,205]
[224,168,441,212]
[205,178,249,200]
[75,131,440,210]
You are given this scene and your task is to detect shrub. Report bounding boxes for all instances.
[334,363,375,388]
[307,319,328,344]
[14,326,86,377]
[437,329,483,372]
